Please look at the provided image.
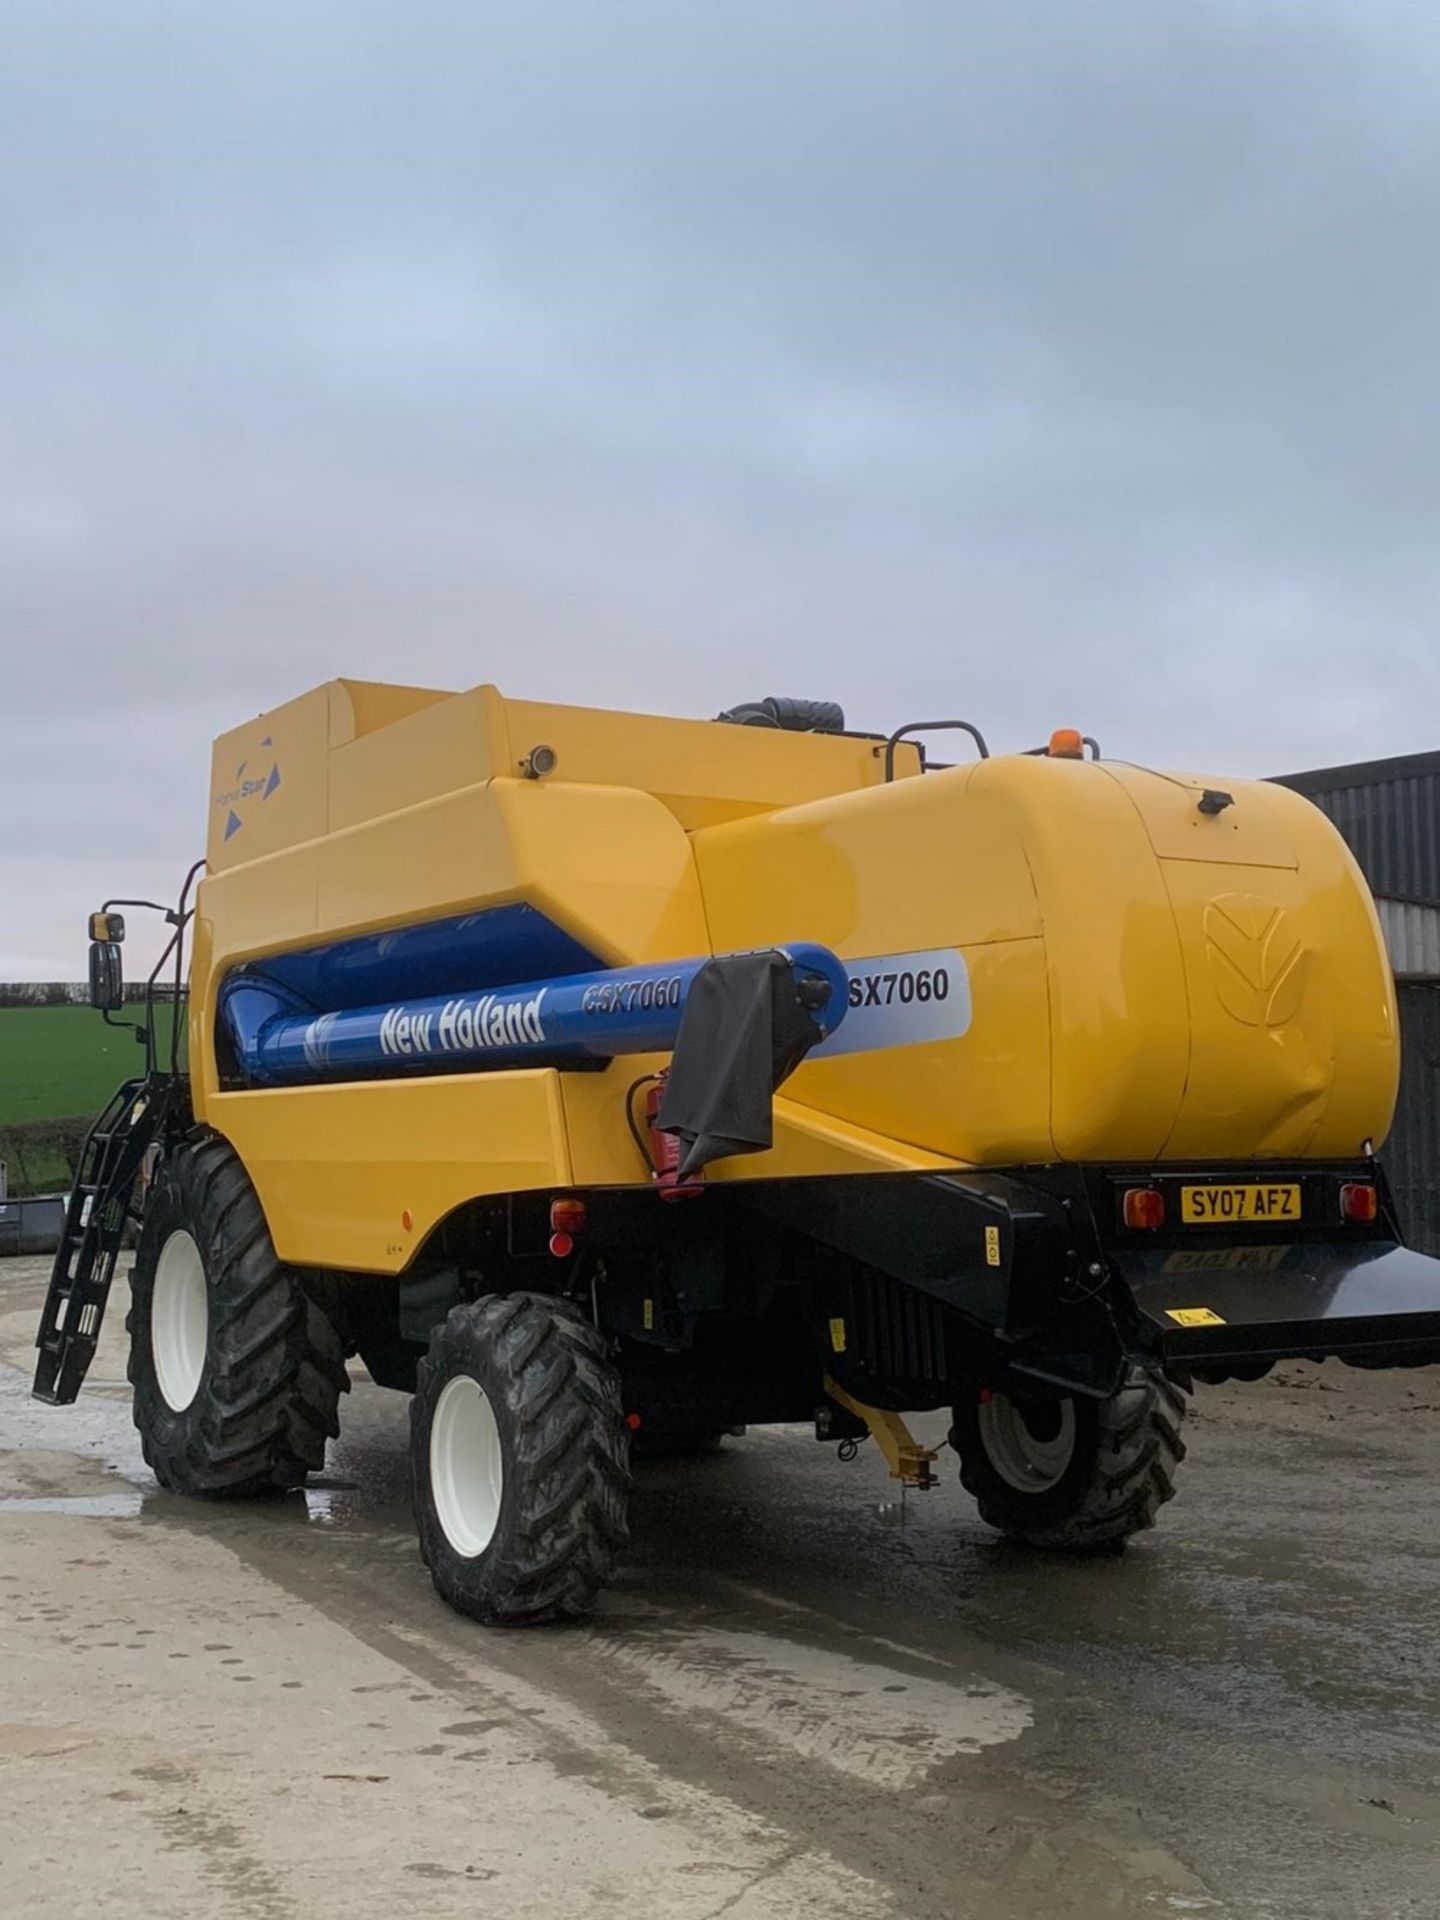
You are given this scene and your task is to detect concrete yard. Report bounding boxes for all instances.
[3,1252,1439,1920]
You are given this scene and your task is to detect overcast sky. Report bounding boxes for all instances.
[4,1,1440,976]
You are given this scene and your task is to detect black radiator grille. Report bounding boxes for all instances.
[841,1267,950,1384]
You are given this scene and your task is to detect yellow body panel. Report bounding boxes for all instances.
[694,755,1397,1167]
[192,776,709,1080]
[211,677,918,866]
[692,766,1057,1163]
[189,678,1400,1273]
[560,1066,966,1195]
[209,1072,571,1270]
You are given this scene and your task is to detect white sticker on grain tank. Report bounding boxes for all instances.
[812,949,971,1058]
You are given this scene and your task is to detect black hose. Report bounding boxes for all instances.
[624,1074,661,1171]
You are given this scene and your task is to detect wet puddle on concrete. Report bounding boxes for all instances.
[301,1482,366,1524]
[583,1623,1033,1788]
[0,1492,146,1518]
[0,1487,369,1526]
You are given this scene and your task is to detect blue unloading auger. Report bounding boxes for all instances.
[219,943,850,1088]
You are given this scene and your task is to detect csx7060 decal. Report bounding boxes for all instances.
[847,966,950,1009]
[815,948,972,1059]
[581,975,684,1016]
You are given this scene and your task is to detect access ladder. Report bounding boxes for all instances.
[31,1078,171,1405]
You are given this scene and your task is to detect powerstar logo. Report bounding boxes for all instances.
[378,989,549,1059]
[215,735,282,842]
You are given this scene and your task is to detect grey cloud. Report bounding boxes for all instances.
[3,1,1440,975]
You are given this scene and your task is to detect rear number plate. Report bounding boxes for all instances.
[1180,1183,1300,1225]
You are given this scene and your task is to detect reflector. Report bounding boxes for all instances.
[1123,1187,1166,1230]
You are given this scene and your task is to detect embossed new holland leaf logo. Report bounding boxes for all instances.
[1203,894,1307,1028]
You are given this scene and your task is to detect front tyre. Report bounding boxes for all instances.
[128,1136,349,1495]
[950,1369,1187,1551]
[411,1294,631,1625]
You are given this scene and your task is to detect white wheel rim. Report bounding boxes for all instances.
[430,1374,504,1558]
[977,1393,1076,1493]
[151,1228,209,1413]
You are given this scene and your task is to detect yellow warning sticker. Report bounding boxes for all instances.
[984,1226,1001,1268]
[829,1316,847,1354]
[642,1298,655,1331]
[1165,1307,1227,1327]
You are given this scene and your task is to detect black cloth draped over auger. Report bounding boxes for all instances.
[656,951,830,1175]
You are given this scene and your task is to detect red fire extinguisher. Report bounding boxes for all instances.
[644,1075,703,1202]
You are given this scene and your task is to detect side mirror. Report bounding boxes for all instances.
[88,941,124,1012]
[89,911,125,943]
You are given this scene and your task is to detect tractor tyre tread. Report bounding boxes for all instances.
[412,1292,630,1626]
[127,1132,348,1497]
[953,1369,1188,1552]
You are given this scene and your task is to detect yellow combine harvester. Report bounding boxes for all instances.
[33,682,1440,1623]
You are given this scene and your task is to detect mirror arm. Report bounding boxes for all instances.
[101,1007,149,1043]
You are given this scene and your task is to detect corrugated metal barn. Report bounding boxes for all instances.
[1274,749,1440,1255]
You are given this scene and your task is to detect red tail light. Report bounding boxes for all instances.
[1122,1187,1166,1230]
[1341,1182,1378,1223]
[550,1196,587,1235]
[549,1195,586,1257]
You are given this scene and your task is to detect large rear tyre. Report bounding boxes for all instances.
[950,1369,1187,1551]
[411,1293,631,1625]
[128,1136,349,1495]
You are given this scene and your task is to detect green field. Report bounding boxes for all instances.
[0,1005,144,1125]
[0,1003,180,1193]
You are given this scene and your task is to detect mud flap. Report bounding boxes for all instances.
[1114,1241,1440,1369]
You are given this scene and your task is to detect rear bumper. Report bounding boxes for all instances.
[730,1162,1440,1394]
[1114,1239,1440,1370]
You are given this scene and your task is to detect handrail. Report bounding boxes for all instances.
[881,720,990,782]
